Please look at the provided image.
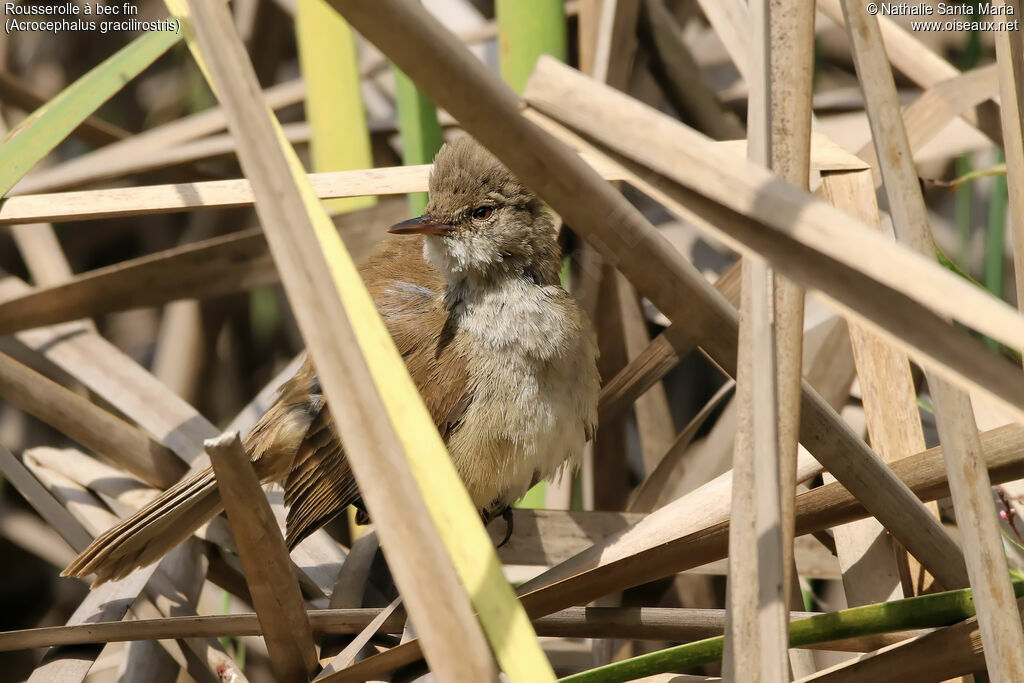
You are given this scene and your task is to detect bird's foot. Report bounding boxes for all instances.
[496,506,514,548]
[481,505,515,548]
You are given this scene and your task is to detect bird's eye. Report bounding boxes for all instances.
[471,206,494,221]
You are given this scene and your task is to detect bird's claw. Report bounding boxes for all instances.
[496,507,514,548]
[480,505,514,548]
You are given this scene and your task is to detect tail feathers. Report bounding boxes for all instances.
[63,467,222,587]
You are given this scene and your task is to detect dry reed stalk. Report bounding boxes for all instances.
[0,109,99,352]
[0,134,861,229]
[719,135,871,170]
[180,1,509,678]
[28,447,168,529]
[726,253,790,680]
[0,500,77,568]
[327,530,379,603]
[27,567,162,683]
[769,1,816,675]
[224,358,347,595]
[151,301,205,406]
[580,0,643,520]
[319,530,382,661]
[839,2,1024,678]
[820,168,926,603]
[0,153,625,225]
[606,149,991,577]
[0,229,274,336]
[0,166,428,223]
[19,456,194,680]
[591,0,671,492]
[578,3,650,663]
[330,446,811,681]
[647,395,737,511]
[116,557,230,683]
[493,508,636,562]
[724,0,813,676]
[683,536,841,581]
[38,451,228,680]
[801,317,857,408]
[32,120,312,191]
[524,125,1024,626]
[33,439,328,601]
[205,432,318,681]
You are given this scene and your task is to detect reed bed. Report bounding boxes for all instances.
[0,0,1022,681]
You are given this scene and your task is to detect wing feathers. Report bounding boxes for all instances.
[282,236,474,545]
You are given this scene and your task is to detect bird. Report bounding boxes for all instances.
[63,136,601,587]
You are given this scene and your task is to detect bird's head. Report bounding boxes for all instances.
[388,136,560,286]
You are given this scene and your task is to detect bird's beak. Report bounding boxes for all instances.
[387,214,455,236]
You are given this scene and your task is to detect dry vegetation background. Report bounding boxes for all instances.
[0,0,1022,681]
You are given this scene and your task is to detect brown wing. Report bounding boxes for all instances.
[282,236,473,548]
[283,407,360,548]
